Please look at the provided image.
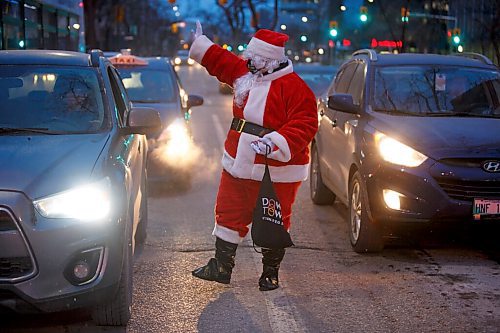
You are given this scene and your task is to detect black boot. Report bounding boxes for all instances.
[192,237,238,284]
[259,248,285,291]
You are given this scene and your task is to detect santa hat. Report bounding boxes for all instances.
[246,29,289,60]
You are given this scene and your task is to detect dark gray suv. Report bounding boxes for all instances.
[0,50,160,325]
[311,50,500,253]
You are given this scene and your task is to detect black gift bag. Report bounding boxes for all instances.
[251,150,294,249]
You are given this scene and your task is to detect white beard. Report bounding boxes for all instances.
[233,72,258,108]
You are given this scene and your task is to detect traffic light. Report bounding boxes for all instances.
[359,6,368,22]
[329,20,338,38]
[452,28,461,45]
[401,7,409,22]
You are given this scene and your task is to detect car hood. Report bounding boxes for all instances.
[0,133,110,199]
[368,112,500,160]
[132,102,181,126]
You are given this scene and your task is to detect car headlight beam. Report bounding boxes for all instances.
[375,133,428,167]
[33,178,112,221]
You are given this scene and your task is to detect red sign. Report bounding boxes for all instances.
[371,38,402,48]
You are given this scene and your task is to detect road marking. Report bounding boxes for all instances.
[211,114,226,146]
[248,241,308,333]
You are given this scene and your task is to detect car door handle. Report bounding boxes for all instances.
[330,119,337,127]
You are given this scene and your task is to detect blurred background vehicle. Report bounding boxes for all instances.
[0,49,160,326]
[109,51,203,188]
[174,50,195,66]
[311,50,500,253]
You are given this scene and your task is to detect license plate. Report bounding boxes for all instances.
[473,199,500,220]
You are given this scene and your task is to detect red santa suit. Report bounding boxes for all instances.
[189,29,318,245]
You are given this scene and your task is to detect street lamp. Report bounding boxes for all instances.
[300,35,308,42]
[280,24,287,30]
[301,16,308,23]
[340,5,346,11]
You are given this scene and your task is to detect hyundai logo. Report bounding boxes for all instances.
[482,160,500,173]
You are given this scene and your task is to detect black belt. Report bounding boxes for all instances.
[230,118,272,138]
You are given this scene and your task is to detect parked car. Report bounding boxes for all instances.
[0,50,160,325]
[294,63,337,97]
[109,51,203,187]
[311,50,500,253]
[173,49,195,66]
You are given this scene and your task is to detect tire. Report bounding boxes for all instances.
[349,171,384,253]
[135,173,148,245]
[310,143,335,205]
[91,220,133,326]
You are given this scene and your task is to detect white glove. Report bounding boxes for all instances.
[194,20,203,39]
[251,137,275,155]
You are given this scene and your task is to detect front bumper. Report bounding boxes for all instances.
[362,158,500,225]
[0,190,125,313]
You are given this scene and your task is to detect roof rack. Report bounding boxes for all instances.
[352,49,378,61]
[90,49,104,67]
[454,52,493,65]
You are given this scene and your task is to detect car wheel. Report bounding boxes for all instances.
[349,171,384,253]
[91,219,133,326]
[310,143,335,205]
[135,172,148,245]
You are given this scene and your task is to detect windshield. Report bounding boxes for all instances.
[117,68,176,103]
[0,66,106,133]
[373,66,500,117]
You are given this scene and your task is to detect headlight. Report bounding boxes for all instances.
[187,58,195,65]
[174,57,181,65]
[375,132,427,167]
[33,178,111,221]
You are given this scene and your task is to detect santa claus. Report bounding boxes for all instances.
[190,22,318,291]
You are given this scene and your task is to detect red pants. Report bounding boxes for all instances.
[214,170,301,244]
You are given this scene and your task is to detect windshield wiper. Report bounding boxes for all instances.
[0,127,56,135]
[132,99,162,103]
[424,112,499,118]
[374,109,425,116]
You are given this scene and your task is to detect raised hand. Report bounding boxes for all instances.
[194,20,203,39]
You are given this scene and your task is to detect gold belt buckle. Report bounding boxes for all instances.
[236,119,246,133]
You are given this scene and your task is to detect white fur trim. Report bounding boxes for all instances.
[189,35,214,64]
[243,81,271,125]
[263,131,291,162]
[212,224,243,244]
[223,133,257,178]
[222,151,309,182]
[247,37,285,60]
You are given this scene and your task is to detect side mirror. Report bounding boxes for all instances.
[126,107,162,136]
[187,94,204,109]
[327,93,359,114]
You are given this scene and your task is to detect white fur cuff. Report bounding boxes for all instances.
[189,35,214,64]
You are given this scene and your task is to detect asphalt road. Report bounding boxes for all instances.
[1,64,499,333]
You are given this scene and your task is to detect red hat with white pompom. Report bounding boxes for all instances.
[246,29,289,60]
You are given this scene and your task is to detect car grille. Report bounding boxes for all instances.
[0,210,16,232]
[0,209,36,282]
[435,178,500,201]
[0,257,33,279]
